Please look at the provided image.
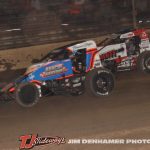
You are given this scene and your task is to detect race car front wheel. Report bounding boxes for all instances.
[137,51,150,73]
[86,68,115,97]
[15,83,40,107]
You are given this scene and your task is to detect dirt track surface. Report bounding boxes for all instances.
[0,71,150,150]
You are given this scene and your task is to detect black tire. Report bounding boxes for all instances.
[15,83,40,107]
[137,51,150,73]
[86,68,115,97]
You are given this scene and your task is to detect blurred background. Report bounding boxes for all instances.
[0,0,150,50]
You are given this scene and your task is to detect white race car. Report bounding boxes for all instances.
[98,28,150,73]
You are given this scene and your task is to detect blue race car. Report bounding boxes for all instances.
[0,40,115,107]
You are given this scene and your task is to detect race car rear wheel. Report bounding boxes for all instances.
[86,68,115,97]
[137,51,150,73]
[15,83,40,107]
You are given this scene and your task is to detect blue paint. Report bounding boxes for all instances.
[25,59,73,82]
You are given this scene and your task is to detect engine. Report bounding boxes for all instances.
[41,76,85,96]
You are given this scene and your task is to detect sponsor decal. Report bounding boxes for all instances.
[100,50,117,60]
[40,64,67,77]
[19,134,66,149]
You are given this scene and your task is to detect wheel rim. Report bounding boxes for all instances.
[18,84,38,105]
[93,74,111,95]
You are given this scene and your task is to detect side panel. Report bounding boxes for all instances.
[26,59,73,81]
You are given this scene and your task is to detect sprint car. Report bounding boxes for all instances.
[98,28,150,73]
[0,41,115,107]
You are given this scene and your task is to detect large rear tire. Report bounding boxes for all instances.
[86,68,115,97]
[137,51,150,73]
[15,83,40,107]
